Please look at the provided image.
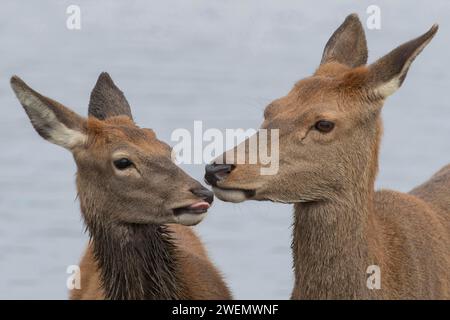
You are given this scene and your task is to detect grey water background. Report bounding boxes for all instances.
[0,1,449,299]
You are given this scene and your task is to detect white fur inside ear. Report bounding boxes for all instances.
[373,77,401,98]
[372,28,435,99]
[48,123,87,149]
[15,89,86,149]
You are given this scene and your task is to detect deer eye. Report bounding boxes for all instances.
[314,120,335,133]
[113,158,133,170]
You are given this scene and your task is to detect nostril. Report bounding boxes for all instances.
[203,190,214,204]
[227,164,236,173]
[191,187,214,204]
[204,164,235,186]
[205,163,236,186]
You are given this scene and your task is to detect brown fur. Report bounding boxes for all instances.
[207,14,449,299]
[71,224,230,300]
[11,74,231,300]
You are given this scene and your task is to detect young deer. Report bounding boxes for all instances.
[11,73,231,300]
[205,14,450,299]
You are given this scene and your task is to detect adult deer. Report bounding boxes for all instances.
[11,73,231,300]
[205,14,450,299]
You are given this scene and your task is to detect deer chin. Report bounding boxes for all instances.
[173,211,207,226]
[212,186,255,203]
[172,201,210,226]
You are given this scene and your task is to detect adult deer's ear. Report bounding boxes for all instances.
[320,13,368,68]
[10,76,87,150]
[366,24,438,98]
[88,72,133,120]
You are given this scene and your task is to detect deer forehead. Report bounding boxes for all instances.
[265,81,340,120]
[85,118,167,155]
[263,80,371,136]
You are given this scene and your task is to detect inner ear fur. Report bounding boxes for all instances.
[10,76,87,150]
[366,24,438,98]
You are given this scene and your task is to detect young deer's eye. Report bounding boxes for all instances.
[113,158,133,170]
[314,120,335,133]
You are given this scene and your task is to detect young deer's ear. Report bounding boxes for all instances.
[10,76,87,150]
[321,13,368,68]
[367,24,438,98]
[88,72,133,120]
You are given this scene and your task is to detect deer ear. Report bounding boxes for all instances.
[10,76,87,150]
[367,24,438,98]
[320,13,368,68]
[88,72,133,120]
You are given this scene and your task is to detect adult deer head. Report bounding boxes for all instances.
[205,14,438,204]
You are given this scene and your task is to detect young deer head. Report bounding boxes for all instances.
[205,14,438,204]
[11,73,213,226]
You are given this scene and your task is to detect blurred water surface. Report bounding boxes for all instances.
[0,1,449,299]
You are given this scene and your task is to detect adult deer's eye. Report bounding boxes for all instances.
[314,120,335,133]
[113,158,133,170]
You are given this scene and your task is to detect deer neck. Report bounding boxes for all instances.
[83,211,185,300]
[292,181,378,299]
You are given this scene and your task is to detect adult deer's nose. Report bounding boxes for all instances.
[191,186,214,204]
[204,164,235,187]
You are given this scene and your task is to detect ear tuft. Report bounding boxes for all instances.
[367,24,438,98]
[321,13,368,68]
[88,72,133,120]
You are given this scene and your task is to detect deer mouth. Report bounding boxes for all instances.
[212,186,256,203]
[173,201,210,216]
[172,201,210,226]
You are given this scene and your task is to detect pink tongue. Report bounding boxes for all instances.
[188,201,210,210]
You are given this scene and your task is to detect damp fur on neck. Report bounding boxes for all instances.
[88,221,185,300]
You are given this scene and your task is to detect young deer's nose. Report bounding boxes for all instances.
[204,164,235,187]
[191,187,214,204]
